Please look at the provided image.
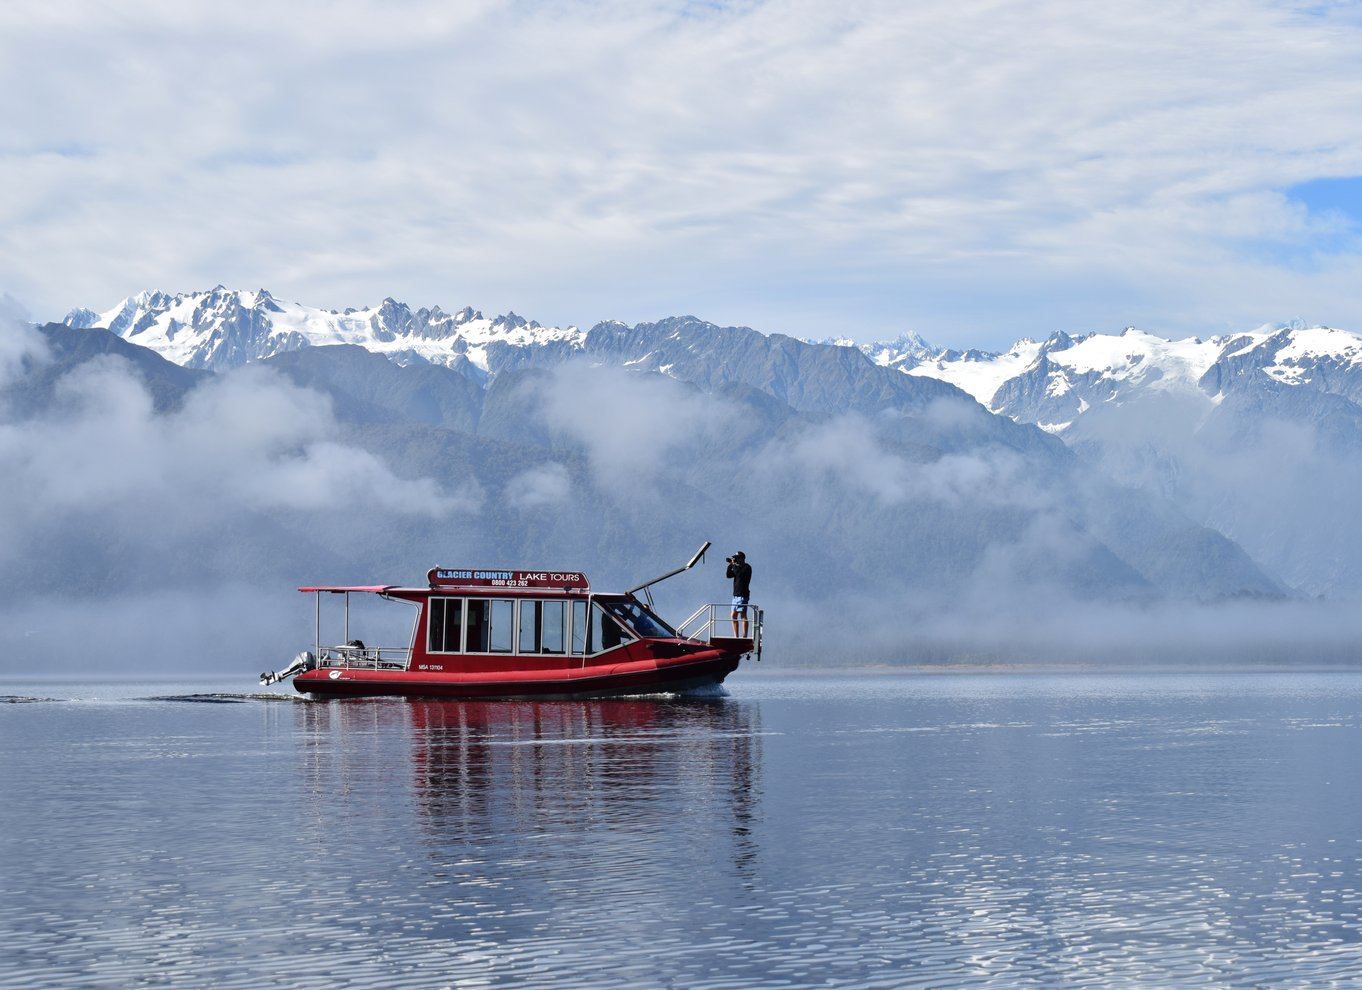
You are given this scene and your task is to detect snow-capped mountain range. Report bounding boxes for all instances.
[65,288,1362,437]
[861,324,1362,432]
[64,286,584,380]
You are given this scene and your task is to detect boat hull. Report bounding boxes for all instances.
[292,649,741,699]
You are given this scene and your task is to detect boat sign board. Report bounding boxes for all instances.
[426,568,590,591]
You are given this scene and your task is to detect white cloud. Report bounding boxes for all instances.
[3,1,1362,345]
[0,356,467,562]
[506,462,573,509]
[538,362,736,481]
[773,415,916,505]
[763,410,1040,507]
[0,302,48,388]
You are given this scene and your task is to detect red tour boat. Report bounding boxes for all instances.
[260,542,762,698]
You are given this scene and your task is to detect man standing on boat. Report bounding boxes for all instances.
[727,551,752,638]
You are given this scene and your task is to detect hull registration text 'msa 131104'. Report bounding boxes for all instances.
[260,542,762,698]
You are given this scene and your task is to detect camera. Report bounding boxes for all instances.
[726,555,735,564]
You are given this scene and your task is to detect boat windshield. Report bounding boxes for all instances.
[603,599,676,639]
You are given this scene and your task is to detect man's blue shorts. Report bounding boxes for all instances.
[731,595,750,612]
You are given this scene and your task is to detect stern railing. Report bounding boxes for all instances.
[316,645,413,671]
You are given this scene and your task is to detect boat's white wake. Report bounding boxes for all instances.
[673,683,731,699]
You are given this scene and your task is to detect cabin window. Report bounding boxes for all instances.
[490,600,514,652]
[427,597,464,653]
[516,600,569,655]
[604,599,675,639]
[466,599,515,653]
[518,601,542,653]
[466,600,489,651]
[542,601,567,654]
[571,600,589,656]
[583,603,634,655]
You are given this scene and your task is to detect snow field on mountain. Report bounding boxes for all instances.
[80,287,587,373]
[1045,331,1223,390]
[904,340,1043,406]
[1263,326,1362,385]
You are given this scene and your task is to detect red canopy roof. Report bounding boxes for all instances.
[297,585,397,594]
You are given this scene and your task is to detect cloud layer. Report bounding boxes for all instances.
[0,357,458,551]
[3,0,1362,345]
[2,340,1354,674]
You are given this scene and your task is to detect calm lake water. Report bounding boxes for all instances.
[4,669,1362,988]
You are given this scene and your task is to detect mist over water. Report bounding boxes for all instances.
[5,671,1362,988]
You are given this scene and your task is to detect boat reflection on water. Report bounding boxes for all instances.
[415,698,760,862]
[292,695,763,883]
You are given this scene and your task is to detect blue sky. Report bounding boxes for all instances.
[1289,177,1362,222]
[3,0,1362,348]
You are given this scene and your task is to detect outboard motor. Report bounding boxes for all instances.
[260,651,315,687]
